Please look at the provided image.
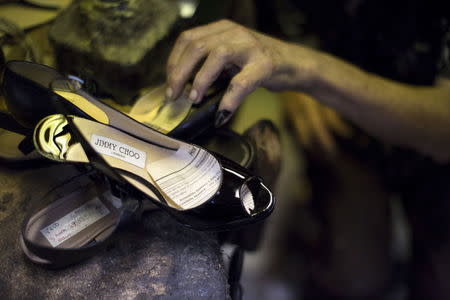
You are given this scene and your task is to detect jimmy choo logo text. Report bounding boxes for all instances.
[94,138,141,159]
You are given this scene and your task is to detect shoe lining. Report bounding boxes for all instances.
[129,86,193,134]
[24,184,121,250]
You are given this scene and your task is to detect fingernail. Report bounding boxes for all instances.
[214,110,232,127]
[189,89,198,102]
[166,87,173,100]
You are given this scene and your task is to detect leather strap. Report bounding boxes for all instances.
[17,133,34,154]
[0,111,35,155]
[0,110,31,135]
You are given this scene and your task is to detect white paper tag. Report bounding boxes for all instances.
[147,144,222,209]
[40,197,110,247]
[91,134,146,169]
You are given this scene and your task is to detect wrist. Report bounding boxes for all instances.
[275,42,320,92]
[254,31,321,92]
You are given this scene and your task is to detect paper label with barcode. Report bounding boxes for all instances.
[147,145,222,209]
[91,134,147,169]
[40,197,110,247]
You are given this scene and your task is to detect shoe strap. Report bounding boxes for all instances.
[17,133,34,154]
[0,110,35,154]
[0,110,31,135]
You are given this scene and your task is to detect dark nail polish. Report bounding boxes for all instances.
[215,110,232,127]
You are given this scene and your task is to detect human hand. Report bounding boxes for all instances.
[282,91,353,159]
[166,19,313,127]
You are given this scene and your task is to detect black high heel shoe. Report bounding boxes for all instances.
[2,60,223,141]
[33,114,274,231]
[1,62,252,166]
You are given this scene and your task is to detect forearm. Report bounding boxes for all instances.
[281,43,450,162]
[166,20,450,162]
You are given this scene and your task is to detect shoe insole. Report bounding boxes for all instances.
[24,183,121,250]
[129,86,193,134]
[52,82,195,136]
[35,115,223,211]
[52,87,184,151]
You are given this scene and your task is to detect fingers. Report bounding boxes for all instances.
[307,101,338,157]
[284,97,313,149]
[215,61,272,127]
[282,92,314,150]
[167,20,235,71]
[167,19,278,128]
[167,36,211,100]
[166,20,236,97]
[190,45,235,103]
[282,92,338,158]
[299,93,337,157]
[168,30,240,100]
[323,106,353,138]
